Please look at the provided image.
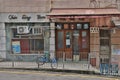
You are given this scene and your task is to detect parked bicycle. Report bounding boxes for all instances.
[36,54,58,69]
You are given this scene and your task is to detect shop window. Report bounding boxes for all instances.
[32,27,42,35]
[100,29,110,56]
[12,27,43,38]
[73,30,79,36]
[82,31,87,48]
[100,39,109,46]
[83,23,89,29]
[100,30,110,37]
[100,30,110,47]
[82,31,87,37]
[12,28,19,38]
[77,24,82,29]
[7,23,46,54]
[30,39,44,51]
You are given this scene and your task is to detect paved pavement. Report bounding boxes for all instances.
[0,61,99,72]
[0,61,119,76]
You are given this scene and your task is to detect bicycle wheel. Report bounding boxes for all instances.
[36,56,45,65]
[50,58,58,69]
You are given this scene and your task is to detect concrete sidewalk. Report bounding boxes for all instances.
[0,61,120,76]
[0,61,100,74]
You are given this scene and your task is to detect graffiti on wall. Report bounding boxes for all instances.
[111,45,120,55]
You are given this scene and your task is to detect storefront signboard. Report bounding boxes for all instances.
[0,13,49,22]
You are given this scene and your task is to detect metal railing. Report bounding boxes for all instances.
[0,50,119,76]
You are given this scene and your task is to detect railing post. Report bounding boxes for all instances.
[37,51,40,69]
[88,53,90,70]
[12,51,14,68]
[62,52,65,69]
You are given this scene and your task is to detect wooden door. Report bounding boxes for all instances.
[56,23,90,61]
[80,30,90,60]
[64,30,73,60]
[56,30,64,59]
[56,30,73,60]
[72,30,80,61]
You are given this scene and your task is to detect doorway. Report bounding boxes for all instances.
[55,23,90,61]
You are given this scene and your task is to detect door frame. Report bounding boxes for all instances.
[55,22,90,61]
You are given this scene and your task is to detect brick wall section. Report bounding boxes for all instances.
[90,33,100,68]
[111,29,120,68]
[111,29,120,45]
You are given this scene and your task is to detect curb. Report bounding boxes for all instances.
[0,67,100,75]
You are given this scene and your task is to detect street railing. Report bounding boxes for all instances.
[0,50,119,76]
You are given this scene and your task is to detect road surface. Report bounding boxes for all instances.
[0,70,118,80]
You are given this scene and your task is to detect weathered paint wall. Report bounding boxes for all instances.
[0,0,50,12]
[0,0,119,13]
[0,23,6,58]
[111,29,120,68]
[90,33,100,68]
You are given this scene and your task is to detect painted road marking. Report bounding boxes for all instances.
[0,70,118,80]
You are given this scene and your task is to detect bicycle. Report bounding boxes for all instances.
[36,54,58,69]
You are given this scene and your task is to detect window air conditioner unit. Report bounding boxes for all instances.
[17,26,29,34]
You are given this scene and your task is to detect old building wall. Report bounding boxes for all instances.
[90,33,100,68]
[0,0,50,12]
[111,29,120,68]
[89,17,112,68]
[0,0,119,13]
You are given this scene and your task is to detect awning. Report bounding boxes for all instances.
[48,15,109,19]
[48,8,120,16]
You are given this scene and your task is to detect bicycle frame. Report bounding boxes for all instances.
[36,54,58,69]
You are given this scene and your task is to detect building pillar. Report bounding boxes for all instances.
[49,22,55,58]
[0,22,6,58]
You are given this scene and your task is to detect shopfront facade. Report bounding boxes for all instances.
[0,13,50,60]
[48,8,120,67]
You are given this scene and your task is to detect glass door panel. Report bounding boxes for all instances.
[65,30,73,60]
[73,30,80,55]
[57,31,64,50]
[81,30,89,50]
[82,31,87,48]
